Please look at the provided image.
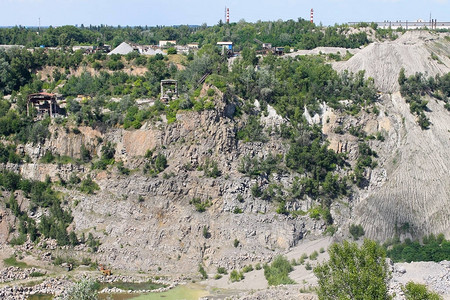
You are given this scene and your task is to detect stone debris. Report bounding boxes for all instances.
[0,267,46,283]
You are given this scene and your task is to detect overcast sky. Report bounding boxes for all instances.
[1,0,449,27]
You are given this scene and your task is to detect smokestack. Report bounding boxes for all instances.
[310,8,314,24]
[227,8,230,24]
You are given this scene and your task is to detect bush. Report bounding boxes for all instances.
[167,47,177,55]
[349,224,365,240]
[61,278,98,300]
[217,267,228,274]
[40,151,56,163]
[403,281,442,300]
[233,239,240,248]
[233,207,243,214]
[189,198,211,212]
[242,265,253,273]
[229,270,244,282]
[79,175,100,194]
[263,255,295,286]
[202,226,209,238]
[309,250,319,260]
[198,264,208,279]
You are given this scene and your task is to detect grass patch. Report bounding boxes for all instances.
[3,256,29,268]
[30,271,46,277]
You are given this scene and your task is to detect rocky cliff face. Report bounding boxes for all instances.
[332,31,450,240]
[5,91,327,273]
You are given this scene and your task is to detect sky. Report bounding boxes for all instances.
[0,0,449,27]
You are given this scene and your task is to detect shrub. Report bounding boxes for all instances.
[233,239,240,248]
[198,264,208,279]
[167,47,177,55]
[201,159,221,178]
[117,161,131,175]
[40,151,56,163]
[79,175,100,194]
[189,198,211,212]
[251,183,262,198]
[305,262,312,270]
[242,265,253,273]
[62,278,98,300]
[263,256,295,286]
[229,270,244,282]
[202,226,209,238]
[349,224,365,240]
[403,281,442,300]
[217,267,228,275]
[233,207,243,214]
[309,250,319,260]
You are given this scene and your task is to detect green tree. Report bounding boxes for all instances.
[314,239,390,300]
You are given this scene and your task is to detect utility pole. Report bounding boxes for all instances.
[38,17,41,35]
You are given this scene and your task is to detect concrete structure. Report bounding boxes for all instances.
[187,43,199,49]
[139,46,166,56]
[72,45,94,52]
[160,79,178,102]
[27,93,62,118]
[217,41,233,57]
[0,45,24,50]
[274,47,285,56]
[348,20,450,30]
[159,40,177,48]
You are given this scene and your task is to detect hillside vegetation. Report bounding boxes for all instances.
[0,23,448,288]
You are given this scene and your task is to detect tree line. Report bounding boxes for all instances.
[0,19,369,50]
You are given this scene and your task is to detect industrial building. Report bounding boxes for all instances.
[348,20,450,30]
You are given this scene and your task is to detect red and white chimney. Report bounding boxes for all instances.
[226,8,230,24]
[310,8,314,23]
